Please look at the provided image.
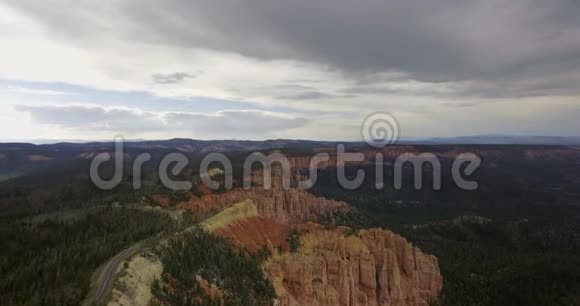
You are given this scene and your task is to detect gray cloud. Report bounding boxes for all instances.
[152,72,198,84]
[276,91,356,101]
[15,105,309,138]
[4,0,580,98]
[164,110,310,135]
[15,105,165,133]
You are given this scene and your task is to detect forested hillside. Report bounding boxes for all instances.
[0,207,176,305]
[152,226,275,306]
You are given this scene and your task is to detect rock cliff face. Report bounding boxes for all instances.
[213,216,291,253]
[107,252,163,306]
[179,188,351,224]
[264,226,442,306]
[178,173,442,306]
[201,199,291,253]
[194,188,443,306]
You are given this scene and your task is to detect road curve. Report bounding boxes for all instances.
[82,206,183,305]
[83,242,144,306]
[82,208,186,305]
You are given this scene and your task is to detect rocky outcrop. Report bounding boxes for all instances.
[179,188,351,224]
[151,195,171,208]
[199,199,293,253]
[188,188,442,306]
[195,276,224,305]
[177,167,442,306]
[107,252,163,306]
[201,199,259,232]
[523,148,580,161]
[213,216,291,253]
[264,226,442,306]
[27,155,54,161]
[248,188,351,224]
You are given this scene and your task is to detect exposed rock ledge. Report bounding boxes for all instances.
[205,199,443,306]
[264,226,443,306]
[179,188,351,224]
[107,252,162,306]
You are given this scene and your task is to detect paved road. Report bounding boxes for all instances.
[82,207,186,305]
[83,242,144,306]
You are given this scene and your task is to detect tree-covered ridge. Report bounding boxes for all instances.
[401,216,580,306]
[0,207,176,306]
[309,155,580,306]
[152,226,276,306]
[317,205,580,305]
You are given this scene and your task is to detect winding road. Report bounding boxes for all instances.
[83,242,145,306]
[82,207,183,305]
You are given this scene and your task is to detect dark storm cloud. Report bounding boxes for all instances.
[341,70,580,99]
[5,0,580,97]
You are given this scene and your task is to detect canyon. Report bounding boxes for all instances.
[204,194,443,306]
[138,159,446,305]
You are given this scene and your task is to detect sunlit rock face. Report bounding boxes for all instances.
[179,187,351,223]
[264,226,443,306]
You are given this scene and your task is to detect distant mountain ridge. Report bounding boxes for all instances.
[2,136,578,184]
[420,135,580,145]
[2,135,580,148]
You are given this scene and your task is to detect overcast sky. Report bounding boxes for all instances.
[1,0,580,142]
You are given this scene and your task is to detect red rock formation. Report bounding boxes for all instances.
[178,188,351,223]
[27,155,54,161]
[195,276,224,305]
[179,159,443,305]
[213,216,291,253]
[151,195,170,208]
[191,189,443,305]
[265,227,443,306]
[523,148,580,161]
